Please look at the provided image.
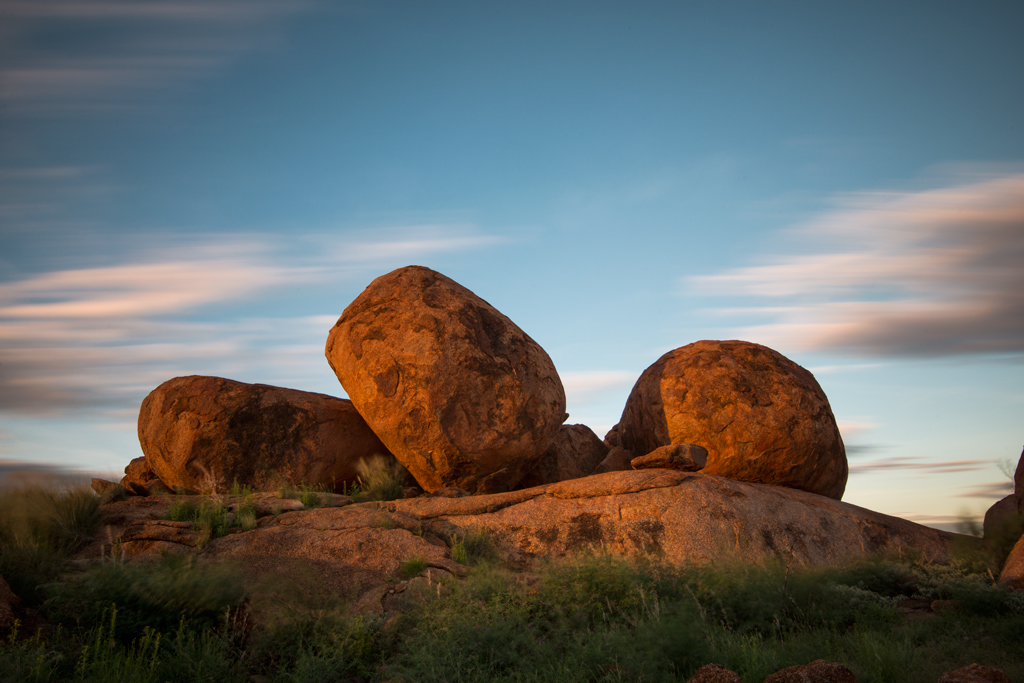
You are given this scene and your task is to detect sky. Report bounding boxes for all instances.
[1,0,1022,531]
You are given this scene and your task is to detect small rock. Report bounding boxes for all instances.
[687,663,741,683]
[938,663,1012,683]
[519,424,610,487]
[125,481,151,497]
[91,478,120,495]
[983,496,1019,540]
[762,659,858,682]
[591,446,634,474]
[631,443,708,472]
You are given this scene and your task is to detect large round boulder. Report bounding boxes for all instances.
[138,376,395,494]
[612,340,848,499]
[325,266,567,494]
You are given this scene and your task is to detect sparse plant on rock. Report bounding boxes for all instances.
[355,454,405,502]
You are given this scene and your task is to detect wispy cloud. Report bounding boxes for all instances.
[956,481,1015,499]
[849,456,992,475]
[689,171,1024,357]
[0,227,499,415]
[0,0,316,114]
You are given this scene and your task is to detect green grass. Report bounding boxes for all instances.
[449,527,499,566]
[0,483,102,605]
[5,552,1022,683]
[355,455,406,502]
[3,481,1023,682]
[162,493,258,546]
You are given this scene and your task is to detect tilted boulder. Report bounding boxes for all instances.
[138,376,394,493]
[611,340,848,499]
[518,424,609,488]
[325,266,567,494]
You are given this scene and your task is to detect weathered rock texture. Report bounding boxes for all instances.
[388,470,955,568]
[631,443,707,472]
[686,664,741,683]
[518,424,609,488]
[763,660,859,682]
[611,340,848,499]
[325,266,567,494]
[81,470,967,618]
[998,533,1024,590]
[138,376,394,494]
[938,664,1012,683]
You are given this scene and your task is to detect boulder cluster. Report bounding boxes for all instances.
[127,265,849,499]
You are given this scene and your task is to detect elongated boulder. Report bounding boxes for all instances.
[326,266,567,494]
[138,376,394,494]
[612,340,848,499]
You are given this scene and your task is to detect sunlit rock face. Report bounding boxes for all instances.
[610,340,848,500]
[138,376,393,493]
[325,265,567,494]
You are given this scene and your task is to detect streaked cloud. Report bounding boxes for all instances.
[0,0,316,114]
[849,456,992,475]
[0,227,499,415]
[956,481,1015,499]
[689,172,1024,357]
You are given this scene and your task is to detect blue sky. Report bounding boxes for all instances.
[1,0,1022,530]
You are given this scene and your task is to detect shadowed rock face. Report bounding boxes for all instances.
[325,266,567,494]
[138,376,393,493]
[612,340,848,500]
[518,424,610,488]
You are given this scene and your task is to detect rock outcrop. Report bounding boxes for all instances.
[138,376,394,494]
[610,340,848,499]
[82,470,966,619]
[390,470,954,568]
[518,424,609,488]
[325,266,567,494]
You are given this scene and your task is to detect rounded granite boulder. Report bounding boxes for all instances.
[325,266,567,494]
[138,376,394,494]
[612,340,848,499]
